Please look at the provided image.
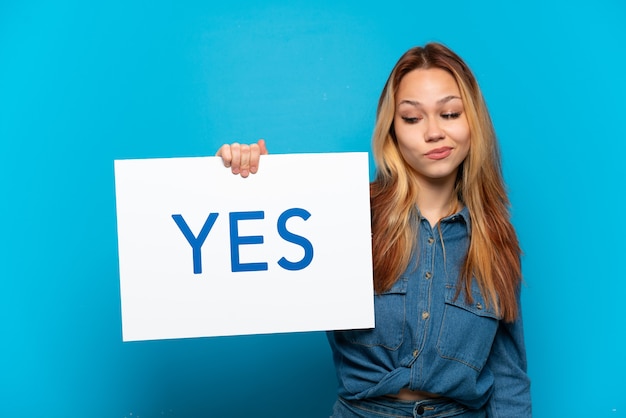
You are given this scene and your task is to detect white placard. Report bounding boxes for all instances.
[114,153,374,341]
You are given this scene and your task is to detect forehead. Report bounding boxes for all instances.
[396,68,461,102]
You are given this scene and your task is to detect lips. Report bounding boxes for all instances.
[425,147,452,160]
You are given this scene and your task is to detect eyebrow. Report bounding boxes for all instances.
[398,95,462,107]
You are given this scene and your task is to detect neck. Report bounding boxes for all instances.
[414,176,459,227]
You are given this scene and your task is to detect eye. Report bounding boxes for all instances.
[441,112,461,120]
[401,116,421,124]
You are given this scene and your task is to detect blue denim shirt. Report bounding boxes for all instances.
[327,207,531,416]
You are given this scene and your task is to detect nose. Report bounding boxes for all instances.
[424,118,444,142]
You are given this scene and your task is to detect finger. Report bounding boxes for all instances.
[249,143,261,174]
[230,143,241,174]
[239,144,251,178]
[216,143,233,167]
[258,139,268,155]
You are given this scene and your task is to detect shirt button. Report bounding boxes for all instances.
[476,302,483,310]
[427,237,434,244]
[413,349,419,357]
[422,311,430,320]
[425,271,432,279]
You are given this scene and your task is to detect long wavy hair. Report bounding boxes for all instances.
[370,43,521,322]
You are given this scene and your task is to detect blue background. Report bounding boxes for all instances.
[1,1,625,417]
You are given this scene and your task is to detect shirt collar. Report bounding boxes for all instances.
[415,205,471,233]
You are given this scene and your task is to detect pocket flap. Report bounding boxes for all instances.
[444,284,500,320]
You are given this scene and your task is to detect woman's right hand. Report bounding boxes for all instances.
[215,139,268,178]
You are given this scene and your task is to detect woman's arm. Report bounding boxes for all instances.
[215,139,268,177]
[485,289,532,417]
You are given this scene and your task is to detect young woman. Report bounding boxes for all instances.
[217,43,531,417]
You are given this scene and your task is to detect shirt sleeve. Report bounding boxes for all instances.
[485,290,532,417]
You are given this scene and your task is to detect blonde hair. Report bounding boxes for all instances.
[370,43,521,321]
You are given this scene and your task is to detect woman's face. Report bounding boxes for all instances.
[393,68,470,187]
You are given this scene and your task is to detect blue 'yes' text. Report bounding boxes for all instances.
[172,208,314,274]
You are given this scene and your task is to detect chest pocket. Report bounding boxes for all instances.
[341,277,408,350]
[436,284,500,371]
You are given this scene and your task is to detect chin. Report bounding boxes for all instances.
[423,169,458,182]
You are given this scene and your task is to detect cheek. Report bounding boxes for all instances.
[394,123,423,150]
[459,142,470,162]
[450,126,471,154]
[395,134,422,162]
[392,134,418,167]
[456,139,471,163]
